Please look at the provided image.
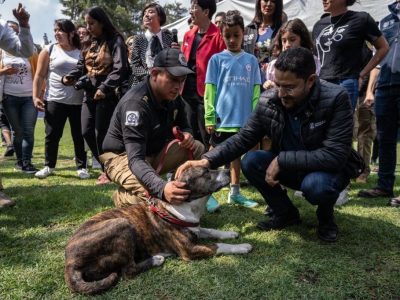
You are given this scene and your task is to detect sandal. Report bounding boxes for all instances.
[358,187,394,198]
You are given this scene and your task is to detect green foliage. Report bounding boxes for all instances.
[0,120,400,299]
[59,0,189,37]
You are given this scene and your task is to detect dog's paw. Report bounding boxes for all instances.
[151,255,165,267]
[236,243,253,254]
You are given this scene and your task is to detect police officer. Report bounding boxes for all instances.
[101,48,204,207]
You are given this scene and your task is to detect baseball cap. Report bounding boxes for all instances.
[153,48,194,77]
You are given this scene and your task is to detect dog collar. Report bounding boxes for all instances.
[149,203,199,227]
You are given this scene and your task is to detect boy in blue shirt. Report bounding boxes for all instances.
[204,10,261,209]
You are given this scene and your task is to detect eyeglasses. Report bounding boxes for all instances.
[274,84,296,95]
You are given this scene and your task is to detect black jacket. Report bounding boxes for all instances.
[204,79,364,177]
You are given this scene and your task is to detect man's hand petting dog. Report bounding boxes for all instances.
[163,181,190,204]
[175,159,210,180]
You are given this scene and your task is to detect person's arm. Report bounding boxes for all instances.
[62,52,85,85]
[204,83,217,132]
[130,35,149,84]
[364,67,380,107]
[32,47,50,111]
[252,84,261,110]
[0,4,33,57]
[359,36,388,79]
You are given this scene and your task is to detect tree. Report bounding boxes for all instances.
[164,1,188,24]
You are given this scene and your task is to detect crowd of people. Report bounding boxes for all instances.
[0,0,399,243]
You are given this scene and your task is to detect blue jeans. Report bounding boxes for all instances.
[2,94,37,162]
[329,78,359,112]
[374,86,400,192]
[241,150,349,216]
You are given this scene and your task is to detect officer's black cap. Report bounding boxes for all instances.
[153,48,194,77]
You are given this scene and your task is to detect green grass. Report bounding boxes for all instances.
[0,120,400,299]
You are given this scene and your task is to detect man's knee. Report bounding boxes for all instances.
[241,150,275,175]
[301,173,342,205]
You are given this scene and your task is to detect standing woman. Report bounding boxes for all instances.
[0,20,38,173]
[32,19,89,179]
[129,2,172,86]
[312,0,389,111]
[62,7,130,185]
[243,0,284,78]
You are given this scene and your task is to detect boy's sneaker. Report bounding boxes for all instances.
[3,145,14,157]
[228,192,258,208]
[14,161,23,171]
[35,166,54,178]
[206,195,220,213]
[77,168,90,179]
[22,162,39,174]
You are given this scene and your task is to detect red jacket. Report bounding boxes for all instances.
[181,23,226,97]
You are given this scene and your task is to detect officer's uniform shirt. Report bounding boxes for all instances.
[103,76,192,199]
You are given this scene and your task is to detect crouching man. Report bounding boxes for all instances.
[176,48,364,242]
[100,48,204,207]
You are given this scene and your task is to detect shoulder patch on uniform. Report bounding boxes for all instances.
[125,111,140,126]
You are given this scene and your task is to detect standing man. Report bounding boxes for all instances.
[176,48,364,242]
[100,48,204,207]
[358,0,400,207]
[180,0,225,212]
[0,2,34,209]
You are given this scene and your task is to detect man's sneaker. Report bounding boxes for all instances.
[317,222,338,243]
[14,161,23,171]
[77,168,90,179]
[257,208,301,231]
[206,195,220,213]
[22,162,38,174]
[3,145,14,157]
[358,187,394,198]
[35,166,54,178]
[389,196,400,207]
[228,192,258,208]
[294,190,304,198]
[335,189,349,206]
[0,191,15,209]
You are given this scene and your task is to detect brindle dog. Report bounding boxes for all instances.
[64,167,252,295]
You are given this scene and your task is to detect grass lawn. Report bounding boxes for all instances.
[0,120,400,299]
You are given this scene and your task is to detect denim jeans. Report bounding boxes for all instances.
[374,86,400,192]
[2,94,37,162]
[329,78,359,112]
[241,150,349,217]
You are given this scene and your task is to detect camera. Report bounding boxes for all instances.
[74,75,91,91]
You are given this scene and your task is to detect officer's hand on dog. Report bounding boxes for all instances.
[163,181,190,204]
[175,159,210,180]
[265,157,280,186]
[179,132,195,150]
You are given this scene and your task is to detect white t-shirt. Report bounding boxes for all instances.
[45,44,83,105]
[2,52,33,97]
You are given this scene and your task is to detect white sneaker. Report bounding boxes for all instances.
[77,168,90,179]
[294,190,304,198]
[335,188,349,206]
[92,157,102,169]
[35,166,54,179]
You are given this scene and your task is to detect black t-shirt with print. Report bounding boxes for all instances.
[312,11,381,81]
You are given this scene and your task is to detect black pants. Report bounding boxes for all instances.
[81,98,117,164]
[44,101,86,169]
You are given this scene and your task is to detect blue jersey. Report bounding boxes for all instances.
[205,50,261,128]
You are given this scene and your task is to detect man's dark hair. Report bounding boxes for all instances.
[142,2,167,26]
[346,0,357,6]
[222,10,244,31]
[194,0,217,19]
[215,11,226,19]
[275,47,316,80]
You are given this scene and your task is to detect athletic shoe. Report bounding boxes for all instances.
[14,161,23,171]
[77,168,90,179]
[35,166,54,178]
[335,188,349,206]
[0,191,15,209]
[21,162,38,174]
[3,145,14,157]
[228,192,258,208]
[92,157,102,169]
[257,208,301,231]
[206,195,220,213]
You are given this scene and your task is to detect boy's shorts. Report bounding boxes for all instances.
[209,131,237,148]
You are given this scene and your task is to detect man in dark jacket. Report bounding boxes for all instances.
[176,48,364,242]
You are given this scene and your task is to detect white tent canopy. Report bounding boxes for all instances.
[164,0,393,42]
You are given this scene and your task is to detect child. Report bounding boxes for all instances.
[264,18,321,89]
[204,10,261,209]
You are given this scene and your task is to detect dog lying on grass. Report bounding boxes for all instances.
[64,167,253,295]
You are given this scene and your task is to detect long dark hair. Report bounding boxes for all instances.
[54,19,80,49]
[275,18,313,53]
[85,6,122,40]
[253,0,283,31]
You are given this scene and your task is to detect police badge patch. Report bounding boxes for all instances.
[125,111,139,126]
